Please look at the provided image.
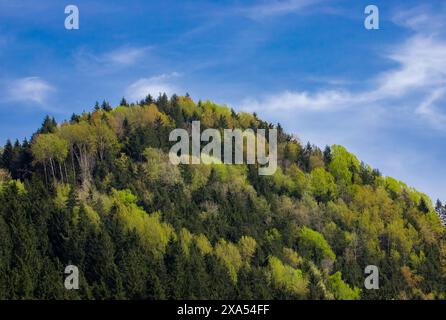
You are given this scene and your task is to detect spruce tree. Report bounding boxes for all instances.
[1,139,13,171]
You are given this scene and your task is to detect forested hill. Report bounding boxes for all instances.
[0,94,445,300]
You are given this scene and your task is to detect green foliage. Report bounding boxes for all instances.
[282,247,303,268]
[327,272,361,300]
[111,189,174,258]
[214,239,243,283]
[267,256,308,298]
[309,167,336,201]
[32,134,68,164]
[238,236,257,264]
[0,95,444,300]
[195,233,213,255]
[143,148,182,187]
[298,227,336,264]
[328,145,360,186]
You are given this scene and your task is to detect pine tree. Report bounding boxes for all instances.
[120,97,128,107]
[1,183,41,299]
[186,241,210,299]
[38,116,57,134]
[101,100,112,112]
[144,94,154,105]
[10,139,22,179]
[114,228,149,299]
[0,214,12,299]
[19,138,33,179]
[170,95,185,127]
[323,146,332,165]
[157,93,169,113]
[1,139,13,171]
[165,239,186,299]
[84,226,124,299]
[418,198,430,214]
[70,113,81,123]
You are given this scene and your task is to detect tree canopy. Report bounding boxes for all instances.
[0,93,445,300]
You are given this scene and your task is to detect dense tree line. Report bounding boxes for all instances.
[0,94,445,299]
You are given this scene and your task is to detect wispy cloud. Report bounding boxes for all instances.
[7,77,55,105]
[236,4,446,203]
[74,45,151,72]
[125,72,180,101]
[392,5,446,34]
[415,88,446,129]
[305,75,352,86]
[374,36,446,97]
[102,46,150,66]
[241,0,324,18]
[241,9,446,131]
[241,89,354,112]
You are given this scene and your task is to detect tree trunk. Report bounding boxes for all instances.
[71,149,76,183]
[43,162,48,187]
[64,162,69,183]
[49,158,56,182]
[59,162,64,183]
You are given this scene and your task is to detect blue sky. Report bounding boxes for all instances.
[1,0,446,202]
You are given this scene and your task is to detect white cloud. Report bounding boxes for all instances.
[240,89,354,112]
[103,46,149,66]
[74,45,150,71]
[241,0,323,18]
[125,73,180,101]
[305,75,352,86]
[374,36,446,97]
[415,88,446,129]
[7,77,55,104]
[241,31,446,130]
[392,6,446,34]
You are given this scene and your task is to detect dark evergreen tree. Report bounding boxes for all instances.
[1,139,13,171]
[323,145,332,165]
[157,93,169,113]
[418,198,430,214]
[38,116,57,134]
[120,97,128,107]
[70,113,81,123]
[84,226,124,299]
[101,100,112,112]
[144,94,154,105]
[165,239,186,299]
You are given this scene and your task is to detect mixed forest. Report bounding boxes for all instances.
[0,94,445,300]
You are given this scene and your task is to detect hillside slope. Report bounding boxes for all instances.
[0,94,445,299]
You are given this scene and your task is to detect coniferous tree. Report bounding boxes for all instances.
[70,113,80,124]
[38,116,57,134]
[101,100,112,112]
[120,97,128,107]
[157,93,169,113]
[1,139,13,171]
[323,146,332,165]
[144,94,154,105]
[0,183,41,299]
[418,198,430,214]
